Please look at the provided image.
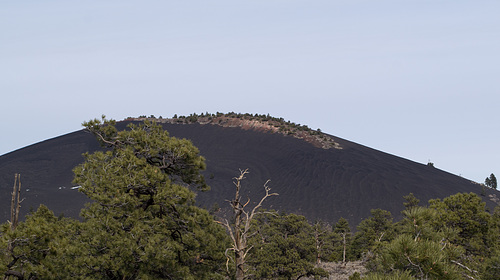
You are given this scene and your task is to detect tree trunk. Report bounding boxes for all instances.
[342,233,346,263]
[235,249,245,280]
[234,210,245,280]
[5,174,23,280]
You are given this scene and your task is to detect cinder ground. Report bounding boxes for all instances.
[0,120,496,225]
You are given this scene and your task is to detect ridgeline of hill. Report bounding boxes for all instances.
[0,113,498,226]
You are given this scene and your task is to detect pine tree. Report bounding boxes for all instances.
[366,206,465,280]
[0,205,72,279]
[485,173,497,189]
[429,193,491,256]
[312,220,333,264]
[248,212,327,280]
[351,209,395,259]
[403,193,420,210]
[61,117,228,279]
[332,217,352,263]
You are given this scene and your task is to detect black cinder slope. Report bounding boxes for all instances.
[0,121,496,226]
[0,130,98,220]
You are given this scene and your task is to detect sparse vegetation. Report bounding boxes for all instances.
[131,112,343,150]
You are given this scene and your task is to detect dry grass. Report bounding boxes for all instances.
[303,261,367,280]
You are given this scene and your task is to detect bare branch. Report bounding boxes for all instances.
[216,169,277,280]
[215,219,236,246]
[248,181,278,223]
[377,232,385,242]
[451,260,479,280]
[89,128,117,147]
[10,174,22,231]
[405,254,424,278]
[243,197,251,208]
[224,248,235,275]
[4,270,24,279]
[10,174,17,230]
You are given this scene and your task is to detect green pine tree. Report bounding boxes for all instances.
[402,193,420,210]
[58,117,228,279]
[332,217,352,262]
[429,192,491,256]
[0,205,73,279]
[370,206,464,280]
[485,173,497,189]
[351,209,395,259]
[248,212,327,280]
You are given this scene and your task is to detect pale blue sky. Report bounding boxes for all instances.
[1,1,499,183]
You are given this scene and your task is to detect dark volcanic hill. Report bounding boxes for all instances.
[0,116,498,227]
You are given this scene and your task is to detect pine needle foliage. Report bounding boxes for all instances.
[62,116,229,279]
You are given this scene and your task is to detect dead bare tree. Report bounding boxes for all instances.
[340,231,347,263]
[312,220,330,265]
[4,174,24,280]
[9,173,22,231]
[216,169,278,280]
